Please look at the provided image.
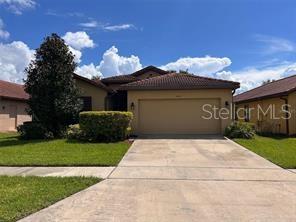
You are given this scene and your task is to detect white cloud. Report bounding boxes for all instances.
[79,20,98,28]
[254,34,296,54]
[98,46,142,76]
[160,56,232,75]
[0,41,34,83]
[0,0,35,14]
[76,46,142,78]
[76,63,102,79]
[103,24,135,31]
[62,31,95,50]
[216,63,296,93]
[0,18,10,39]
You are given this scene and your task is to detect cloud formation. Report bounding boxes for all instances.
[254,34,296,54]
[76,46,142,78]
[62,31,95,50]
[0,41,34,83]
[0,18,10,39]
[0,0,36,14]
[160,56,232,75]
[103,24,135,31]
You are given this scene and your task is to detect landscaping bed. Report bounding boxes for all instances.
[0,133,130,166]
[0,176,100,222]
[234,135,296,169]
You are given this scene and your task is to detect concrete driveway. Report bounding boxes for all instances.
[20,137,296,222]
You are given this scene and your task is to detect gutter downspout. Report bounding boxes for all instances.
[280,97,289,135]
[232,89,236,121]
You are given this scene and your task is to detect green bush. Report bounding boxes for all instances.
[17,121,53,140]
[224,121,255,139]
[79,111,133,142]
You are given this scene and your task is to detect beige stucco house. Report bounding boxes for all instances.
[102,66,239,135]
[0,80,31,131]
[234,75,296,135]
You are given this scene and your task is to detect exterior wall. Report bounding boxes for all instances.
[236,97,289,134]
[76,79,107,111]
[127,89,233,135]
[0,98,31,131]
[288,91,296,135]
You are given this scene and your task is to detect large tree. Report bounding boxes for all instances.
[25,33,82,137]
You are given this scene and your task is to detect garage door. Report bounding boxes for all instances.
[138,99,221,134]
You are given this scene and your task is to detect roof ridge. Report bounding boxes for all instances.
[123,72,174,86]
[235,74,296,98]
[0,79,24,87]
[183,73,239,84]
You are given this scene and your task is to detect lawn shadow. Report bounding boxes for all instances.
[0,137,47,148]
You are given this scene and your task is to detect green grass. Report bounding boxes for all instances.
[0,176,100,222]
[0,133,130,166]
[234,135,296,169]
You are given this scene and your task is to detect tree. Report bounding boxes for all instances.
[24,33,82,137]
[261,79,275,85]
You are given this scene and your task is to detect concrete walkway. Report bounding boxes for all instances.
[0,167,114,178]
[19,137,296,222]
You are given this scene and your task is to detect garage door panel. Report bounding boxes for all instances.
[138,99,221,134]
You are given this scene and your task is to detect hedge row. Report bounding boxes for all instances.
[79,111,133,142]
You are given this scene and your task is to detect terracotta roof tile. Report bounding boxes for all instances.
[119,73,240,90]
[73,74,112,92]
[0,80,29,101]
[234,75,296,103]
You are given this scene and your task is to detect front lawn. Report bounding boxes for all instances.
[234,135,296,169]
[0,176,100,222]
[0,133,130,166]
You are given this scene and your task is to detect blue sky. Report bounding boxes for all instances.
[1,0,296,92]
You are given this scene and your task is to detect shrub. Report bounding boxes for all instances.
[17,121,53,140]
[66,124,84,140]
[224,121,255,139]
[79,111,133,142]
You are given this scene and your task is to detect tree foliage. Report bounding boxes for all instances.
[24,33,82,137]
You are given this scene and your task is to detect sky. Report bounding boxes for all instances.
[1,0,296,92]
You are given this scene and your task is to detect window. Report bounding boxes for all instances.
[244,105,250,122]
[80,96,92,111]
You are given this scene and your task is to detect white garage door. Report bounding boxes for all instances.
[138,99,221,135]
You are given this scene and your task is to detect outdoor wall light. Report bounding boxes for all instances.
[225,101,229,107]
[2,106,5,110]
[130,102,135,110]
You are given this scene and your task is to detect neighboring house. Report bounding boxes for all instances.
[103,66,240,135]
[234,75,296,135]
[0,74,109,131]
[0,80,31,131]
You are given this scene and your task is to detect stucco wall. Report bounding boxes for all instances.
[0,99,31,131]
[76,79,107,111]
[236,97,289,134]
[288,91,296,135]
[127,89,233,135]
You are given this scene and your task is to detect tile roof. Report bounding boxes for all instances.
[0,80,29,101]
[234,75,296,103]
[119,73,240,90]
[101,66,169,84]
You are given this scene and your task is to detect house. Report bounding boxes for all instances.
[234,75,296,135]
[103,66,240,135]
[0,74,109,131]
[1,66,240,134]
[0,80,31,131]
